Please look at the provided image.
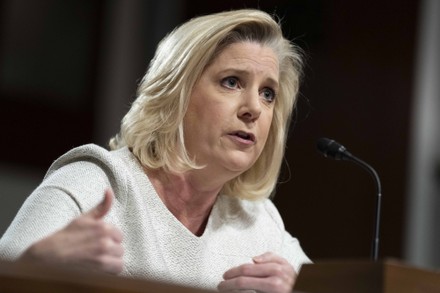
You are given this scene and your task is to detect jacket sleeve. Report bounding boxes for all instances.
[263,199,312,273]
[0,157,113,261]
[280,230,312,273]
[0,182,81,260]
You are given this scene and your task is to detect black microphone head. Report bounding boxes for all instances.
[317,137,350,160]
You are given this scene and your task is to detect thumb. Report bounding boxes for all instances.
[85,188,114,219]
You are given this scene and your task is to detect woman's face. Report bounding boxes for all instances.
[183,41,279,178]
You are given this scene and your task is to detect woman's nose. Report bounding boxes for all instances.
[238,90,262,122]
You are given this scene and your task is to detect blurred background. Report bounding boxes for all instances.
[1,0,439,270]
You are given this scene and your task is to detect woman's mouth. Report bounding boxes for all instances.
[228,131,256,145]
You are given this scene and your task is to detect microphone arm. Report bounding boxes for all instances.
[317,138,382,261]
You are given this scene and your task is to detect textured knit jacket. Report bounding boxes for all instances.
[0,144,310,289]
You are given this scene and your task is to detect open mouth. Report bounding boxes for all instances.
[230,131,255,142]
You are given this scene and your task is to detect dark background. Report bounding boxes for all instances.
[0,0,419,262]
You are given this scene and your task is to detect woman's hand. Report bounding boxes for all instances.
[218,252,296,293]
[19,189,124,274]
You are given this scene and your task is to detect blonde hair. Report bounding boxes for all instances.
[110,9,303,200]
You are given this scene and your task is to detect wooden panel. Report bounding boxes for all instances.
[384,260,440,293]
[295,259,440,293]
[294,259,382,293]
[0,260,214,293]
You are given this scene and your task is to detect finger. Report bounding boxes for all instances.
[253,252,289,265]
[82,254,124,275]
[85,189,114,219]
[252,253,295,282]
[219,276,291,293]
[103,257,124,275]
[223,262,285,279]
[108,224,123,243]
[84,241,123,262]
[218,276,266,292]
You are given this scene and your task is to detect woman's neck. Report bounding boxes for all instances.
[145,168,223,236]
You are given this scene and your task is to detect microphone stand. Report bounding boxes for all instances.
[343,153,382,261]
[317,137,382,261]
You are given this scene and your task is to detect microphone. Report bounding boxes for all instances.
[316,137,382,261]
[317,137,353,160]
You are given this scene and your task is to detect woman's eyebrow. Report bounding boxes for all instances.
[217,68,279,87]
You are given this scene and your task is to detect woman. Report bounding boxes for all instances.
[0,9,310,293]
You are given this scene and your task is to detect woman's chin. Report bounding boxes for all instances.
[222,157,255,174]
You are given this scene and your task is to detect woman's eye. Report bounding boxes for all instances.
[261,88,276,103]
[221,77,239,89]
